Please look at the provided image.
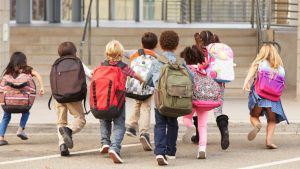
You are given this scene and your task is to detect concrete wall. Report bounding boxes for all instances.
[297,1,300,99]
[275,31,297,87]
[0,0,10,71]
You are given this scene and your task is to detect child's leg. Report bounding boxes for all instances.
[19,112,30,129]
[197,111,209,148]
[139,97,151,134]
[110,105,126,154]
[183,112,194,128]
[100,119,112,146]
[0,112,12,138]
[16,112,30,140]
[154,109,168,156]
[248,105,263,141]
[127,100,142,133]
[266,108,277,148]
[66,102,86,134]
[166,117,178,157]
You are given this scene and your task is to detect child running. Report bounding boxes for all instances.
[190,31,230,150]
[125,32,159,151]
[0,51,44,146]
[181,45,214,159]
[98,40,144,164]
[145,30,188,166]
[243,43,288,149]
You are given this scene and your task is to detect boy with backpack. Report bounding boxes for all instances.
[91,40,144,164]
[145,30,193,166]
[50,42,89,156]
[125,32,158,151]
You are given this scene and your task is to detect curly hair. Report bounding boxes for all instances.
[159,30,179,51]
[180,45,205,65]
[105,40,124,62]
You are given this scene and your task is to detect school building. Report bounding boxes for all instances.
[0,0,299,99]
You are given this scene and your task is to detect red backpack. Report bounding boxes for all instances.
[0,74,36,113]
[89,61,126,119]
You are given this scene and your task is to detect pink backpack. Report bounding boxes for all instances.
[189,65,222,111]
[254,70,285,102]
[0,73,36,113]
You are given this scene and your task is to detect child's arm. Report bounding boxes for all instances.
[124,50,136,60]
[31,70,45,96]
[82,63,92,80]
[134,73,144,83]
[243,63,258,91]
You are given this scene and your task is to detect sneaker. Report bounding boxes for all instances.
[182,127,195,144]
[100,145,110,154]
[156,155,168,166]
[60,144,70,156]
[0,140,8,146]
[126,127,137,137]
[16,129,28,140]
[165,155,176,160]
[59,127,73,149]
[197,151,206,159]
[247,124,262,141]
[108,150,124,164]
[139,133,153,151]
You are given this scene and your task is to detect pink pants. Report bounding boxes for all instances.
[183,108,209,146]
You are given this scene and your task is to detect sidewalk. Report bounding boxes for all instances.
[3,88,299,125]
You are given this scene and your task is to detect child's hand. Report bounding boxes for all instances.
[39,87,45,96]
[242,82,250,92]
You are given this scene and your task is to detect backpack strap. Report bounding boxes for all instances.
[157,55,170,64]
[48,95,52,110]
[137,49,145,56]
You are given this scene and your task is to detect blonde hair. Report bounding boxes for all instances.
[105,40,124,62]
[251,44,283,69]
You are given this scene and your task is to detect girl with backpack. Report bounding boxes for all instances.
[94,40,144,164]
[243,44,288,149]
[190,31,230,150]
[0,52,44,146]
[181,45,221,159]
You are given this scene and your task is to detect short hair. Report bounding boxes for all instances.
[159,30,179,51]
[105,40,124,62]
[58,41,77,57]
[141,32,158,50]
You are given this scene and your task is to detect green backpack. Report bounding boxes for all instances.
[154,56,193,117]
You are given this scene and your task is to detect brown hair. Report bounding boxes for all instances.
[180,45,205,65]
[142,32,158,50]
[194,30,214,47]
[3,52,32,78]
[159,30,179,51]
[58,41,77,57]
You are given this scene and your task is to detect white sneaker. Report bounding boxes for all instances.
[100,145,110,154]
[156,155,168,165]
[16,128,28,140]
[197,146,206,159]
[166,155,176,160]
[108,150,124,164]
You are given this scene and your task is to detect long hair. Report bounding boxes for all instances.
[2,52,32,78]
[252,44,283,69]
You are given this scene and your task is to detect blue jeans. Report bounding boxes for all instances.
[154,109,178,156]
[99,105,125,154]
[0,112,30,136]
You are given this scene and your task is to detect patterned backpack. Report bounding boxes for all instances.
[0,73,36,113]
[254,60,285,102]
[126,49,156,100]
[189,65,222,111]
[206,43,235,83]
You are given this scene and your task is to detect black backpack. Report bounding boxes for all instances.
[49,56,87,103]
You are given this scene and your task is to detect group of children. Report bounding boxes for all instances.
[0,30,288,166]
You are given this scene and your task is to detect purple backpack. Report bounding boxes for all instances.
[189,65,222,111]
[254,70,285,102]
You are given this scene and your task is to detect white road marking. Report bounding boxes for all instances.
[0,143,141,166]
[239,157,300,169]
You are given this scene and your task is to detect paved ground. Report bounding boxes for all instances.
[0,91,300,169]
